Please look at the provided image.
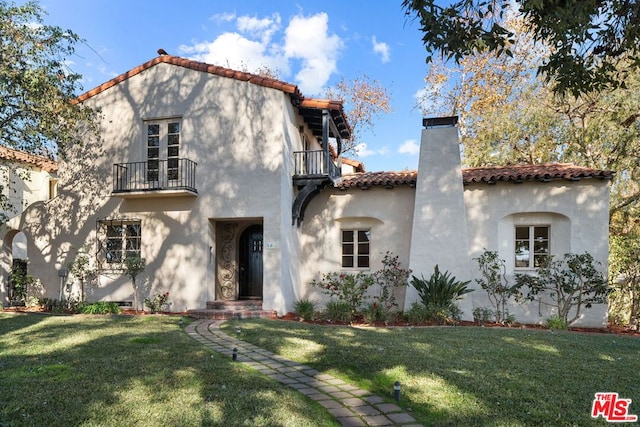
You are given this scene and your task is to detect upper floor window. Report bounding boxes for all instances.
[145,119,181,182]
[97,219,141,266]
[342,229,370,269]
[515,225,549,269]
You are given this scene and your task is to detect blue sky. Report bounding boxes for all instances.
[39,0,431,172]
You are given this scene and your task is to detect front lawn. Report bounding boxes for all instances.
[221,319,640,426]
[0,313,338,427]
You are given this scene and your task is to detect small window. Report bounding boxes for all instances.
[98,219,142,266]
[515,225,549,268]
[342,229,370,269]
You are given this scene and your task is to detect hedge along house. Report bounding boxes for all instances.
[0,54,614,326]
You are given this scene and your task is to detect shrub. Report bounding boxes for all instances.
[546,315,568,330]
[293,298,316,321]
[78,301,120,314]
[371,251,411,311]
[411,265,473,310]
[144,291,170,313]
[322,300,353,323]
[311,272,373,316]
[362,302,401,324]
[406,301,429,323]
[472,307,495,324]
[474,250,517,323]
[513,252,609,326]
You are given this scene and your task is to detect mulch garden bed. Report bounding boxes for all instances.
[278,312,640,337]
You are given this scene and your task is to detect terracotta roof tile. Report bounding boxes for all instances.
[74,55,304,103]
[340,171,417,189]
[0,146,57,173]
[74,54,351,139]
[463,163,614,184]
[338,163,613,190]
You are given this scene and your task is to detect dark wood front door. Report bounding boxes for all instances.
[239,225,263,299]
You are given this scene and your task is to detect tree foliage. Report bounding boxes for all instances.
[323,74,392,154]
[402,0,640,96]
[0,0,97,158]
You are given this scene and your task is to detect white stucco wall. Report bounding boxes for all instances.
[2,62,305,314]
[300,186,415,308]
[464,179,611,327]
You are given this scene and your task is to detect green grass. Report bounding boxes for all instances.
[0,313,338,427]
[221,319,640,427]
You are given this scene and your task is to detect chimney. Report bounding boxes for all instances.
[404,116,473,318]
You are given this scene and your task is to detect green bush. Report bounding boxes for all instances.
[78,301,120,314]
[311,271,373,315]
[361,302,401,324]
[293,298,316,321]
[322,300,353,323]
[411,265,473,310]
[406,302,429,323]
[546,315,568,330]
[472,307,495,324]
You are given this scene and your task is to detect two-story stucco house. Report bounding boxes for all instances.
[0,54,613,326]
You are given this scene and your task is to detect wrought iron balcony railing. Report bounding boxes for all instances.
[113,158,197,195]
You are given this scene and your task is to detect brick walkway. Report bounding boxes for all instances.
[184,319,423,427]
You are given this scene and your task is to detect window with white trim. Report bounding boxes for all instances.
[341,229,370,269]
[515,225,549,268]
[97,219,142,265]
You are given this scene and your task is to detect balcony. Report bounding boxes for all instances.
[293,150,341,183]
[292,150,341,226]
[112,158,197,198]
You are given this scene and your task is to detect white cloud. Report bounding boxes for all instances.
[355,143,390,158]
[372,36,390,63]
[355,143,376,157]
[284,13,343,94]
[178,11,343,95]
[237,14,281,44]
[398,139,420,155]
[178,32,288,75]
[210,12,236,24]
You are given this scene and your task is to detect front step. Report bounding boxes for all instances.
[206,300,263,311]
[188,300,277,320]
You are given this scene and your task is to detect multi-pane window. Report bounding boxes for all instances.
[342,229,370,269]
[99,220,142,265]
[146,120,180,182]
[515,225,549,268]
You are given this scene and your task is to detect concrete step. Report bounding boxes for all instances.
[205,300,263,311]
[187,308,277,320]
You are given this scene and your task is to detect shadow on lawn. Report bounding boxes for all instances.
[0,313,337,427]
[223,318,640,426]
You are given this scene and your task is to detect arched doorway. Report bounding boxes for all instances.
[238,224,263,299]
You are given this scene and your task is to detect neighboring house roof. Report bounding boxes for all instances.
[342,157,366,173]
[339,163,614,190]
[0,145,57,173]
[74,53,351,140]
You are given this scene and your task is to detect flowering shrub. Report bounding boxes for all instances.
[372,251,411,311]
[311,272,374,317]
[144,291,170,313]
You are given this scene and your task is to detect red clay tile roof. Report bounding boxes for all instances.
[338,163,613,190]
[73,54,351,139]
[463,163,615,184]
[0,146,57,173]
